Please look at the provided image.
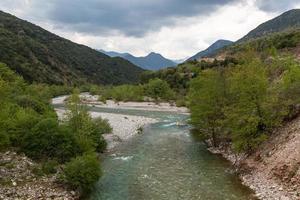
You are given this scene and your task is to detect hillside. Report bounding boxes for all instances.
[239,9,300,42]
[187,39,233,61]
[100,50,176,70]
[0,11,144,85]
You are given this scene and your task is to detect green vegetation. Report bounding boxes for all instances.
[64,153,101,194]
[189,52,300,153]
[0,11,143,85]
[239,9,300,42]
[89,78,176,103]
[0,63,112,195]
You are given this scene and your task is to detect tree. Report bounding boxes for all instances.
[282,58,300,117]
[188,68,228,147]
[226,59,272,152]
[144,78,175,100]
[66,89,109,153]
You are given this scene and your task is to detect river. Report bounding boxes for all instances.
[84,107,256,200]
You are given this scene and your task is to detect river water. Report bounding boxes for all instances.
[85,107,256,200]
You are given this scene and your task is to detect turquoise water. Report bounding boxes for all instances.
[82,107,257,200]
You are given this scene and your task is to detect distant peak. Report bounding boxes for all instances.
[148,52,161,56]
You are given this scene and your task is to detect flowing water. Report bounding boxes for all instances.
[83,107,256,200]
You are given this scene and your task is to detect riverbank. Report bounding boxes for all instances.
[208,116,300,200]
[55,108,158,150]
[0,151,78,200]
[52,93,187,150]
[74,93,188,113]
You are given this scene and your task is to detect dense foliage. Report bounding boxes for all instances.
[64,153,101,194]
[189,53,300,153]
[0,63,112,195]
[90,78,176,103]
[0,11,143,85]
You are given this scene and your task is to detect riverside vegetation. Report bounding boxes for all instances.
[0,63,112,196]
[140,29,300,154]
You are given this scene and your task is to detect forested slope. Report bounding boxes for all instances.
[0,11,144,85]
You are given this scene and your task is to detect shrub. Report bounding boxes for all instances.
[90,118,112,152]
[21,118,80,162]
[15,95,46,114]
[64,153,101,194]
[0,131,10,151]
[144,78,175,101]
[42,160,59,175]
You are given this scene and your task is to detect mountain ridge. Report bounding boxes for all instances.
[239,9,300,42]
[187,39,233,61]
[100,50,176,70]
[0,10,144,85]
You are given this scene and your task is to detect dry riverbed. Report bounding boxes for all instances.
[52,93,187,150]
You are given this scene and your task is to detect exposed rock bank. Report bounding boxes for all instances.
[208,116,300,200]
[0,151,78,200]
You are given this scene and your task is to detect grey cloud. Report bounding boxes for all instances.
[256,0,300,12]
[30,0,236,37]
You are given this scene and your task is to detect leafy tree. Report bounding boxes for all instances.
[282,59,300,116]
[188,68,228,147]
[66,89,109,153]
[226,59,273,152]
[144,78,175,101]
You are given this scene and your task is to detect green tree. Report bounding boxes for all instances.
[282,58,300,117]
[66,89,109,153]
[188,68,228,147]
[144,78,175,101]
[226,59,274,152]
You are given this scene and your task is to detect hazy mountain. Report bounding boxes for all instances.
[100,50,176,70]
[187,40,233,61]
[239,9,300,42]
[0,11,144,85]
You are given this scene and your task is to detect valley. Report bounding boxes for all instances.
[1,5,300,200]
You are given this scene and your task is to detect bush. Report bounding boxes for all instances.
[144,78,175,101]
[64,153,101,194]
[90,118,112,152]
[42,160,59,175]
[106,85,144,102]
[15,95,47,114]
[0,131,10,151]
[21,118,80,162]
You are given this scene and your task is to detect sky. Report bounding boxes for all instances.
[0,0,300,60]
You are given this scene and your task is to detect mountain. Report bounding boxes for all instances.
[0,11,144,85]
[98,50,131,58]
[187,40,233,61]
[239,9,300,42]
[100,50,176,70]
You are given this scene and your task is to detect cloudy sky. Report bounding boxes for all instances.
[1,0,300,59]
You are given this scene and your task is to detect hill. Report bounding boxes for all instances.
[100,50,176,70]
[187,40,233,61]
[239,9,300,42]
[0,11,144,85]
